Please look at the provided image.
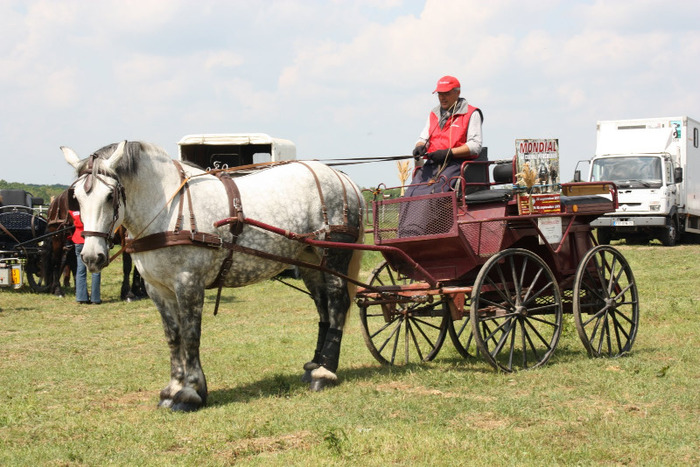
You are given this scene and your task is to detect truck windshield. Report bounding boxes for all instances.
[590,156,663,188]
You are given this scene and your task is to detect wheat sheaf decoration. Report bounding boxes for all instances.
[515,162,539,192]
[397,160,411,196]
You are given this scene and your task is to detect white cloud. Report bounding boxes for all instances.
[2,0,700,188]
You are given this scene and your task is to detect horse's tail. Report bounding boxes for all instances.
[340,171,366,304]
[345,221,365,303]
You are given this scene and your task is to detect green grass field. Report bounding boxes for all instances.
[1,243,699,465]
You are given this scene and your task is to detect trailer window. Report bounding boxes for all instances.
[694,127,699,148]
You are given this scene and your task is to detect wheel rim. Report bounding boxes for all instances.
[470,249,563,372]
[573,245,639,357]
[448,306,477,359]
[359,261,448,365]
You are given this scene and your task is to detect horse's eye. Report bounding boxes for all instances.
[106,193,114,203]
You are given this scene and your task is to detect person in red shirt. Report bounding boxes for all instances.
[405,75,483,196]
[69,210,101,304]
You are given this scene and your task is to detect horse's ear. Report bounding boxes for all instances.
[61,146,81,169]
[106,140,127,171]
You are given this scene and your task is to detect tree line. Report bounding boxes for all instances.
[0,180,68,206]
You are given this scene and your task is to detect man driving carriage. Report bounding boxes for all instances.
[405,75,483,196]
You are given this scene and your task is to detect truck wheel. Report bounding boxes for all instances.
[596,228,611,245]
[660,217,679,247]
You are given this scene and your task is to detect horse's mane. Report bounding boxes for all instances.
[47,189,71,225]
[74,141,171,179]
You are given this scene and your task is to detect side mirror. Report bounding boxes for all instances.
[674,167,683,183]
[573,170,581,183]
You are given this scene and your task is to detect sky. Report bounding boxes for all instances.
[2,0,700,189]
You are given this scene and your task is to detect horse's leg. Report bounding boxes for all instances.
[301,267,329,383]
[121,252,133,301]
[148,284,188,410]
[303,247,362,391]
[50,240,63,296]
[64,243,76,287]
[151,277,208,412]
[131,265,147,299]
[172,278,207,411]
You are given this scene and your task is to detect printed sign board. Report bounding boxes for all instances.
[515,139,561,215]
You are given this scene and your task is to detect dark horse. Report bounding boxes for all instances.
[46,190,76,297]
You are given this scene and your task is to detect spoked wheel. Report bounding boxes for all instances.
[573,245,639,357]
[448,303,478,359]
[470,248,563,372]
[25,244,52,293]
[358,261,449,365]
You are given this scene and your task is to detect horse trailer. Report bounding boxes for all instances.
[177,133,296,172]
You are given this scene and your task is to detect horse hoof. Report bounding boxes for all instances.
[171,401,202,412]
[158,399,173,409]
[301,362,319,383]
[170,387,204,412]
[309,378,337,392]
[309,366,338,392]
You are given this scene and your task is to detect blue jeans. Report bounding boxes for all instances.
[75,243,101,303]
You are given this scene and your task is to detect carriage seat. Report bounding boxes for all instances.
[559,195,615,214]
[462,159,514,205]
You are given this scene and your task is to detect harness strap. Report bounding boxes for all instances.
[295,161,330,238]
[209,171,244,314]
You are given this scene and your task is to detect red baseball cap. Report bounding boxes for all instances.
[433,75,460,93]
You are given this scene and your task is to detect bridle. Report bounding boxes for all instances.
[67,153,126,248]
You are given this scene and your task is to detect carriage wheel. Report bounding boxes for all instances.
[573,245,639,357]
[470,249,563,372]
[358,261,448,366]
[25,244,52,293]
[448,303,477,359]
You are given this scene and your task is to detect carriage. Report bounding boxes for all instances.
[353,143,639,371]
[0,189,53,292]
[62,139,639,411]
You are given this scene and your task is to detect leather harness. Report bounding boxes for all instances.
[123,160,361,314]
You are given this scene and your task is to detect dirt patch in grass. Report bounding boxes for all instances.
[217,430,315,462]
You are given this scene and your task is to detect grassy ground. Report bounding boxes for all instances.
[1,243,699,465]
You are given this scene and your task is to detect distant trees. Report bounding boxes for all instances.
[0,180,68,206]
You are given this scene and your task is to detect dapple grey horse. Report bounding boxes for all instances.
[63,141,364,412]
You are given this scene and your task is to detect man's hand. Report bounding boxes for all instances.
[426,149,449,163]
[412,145,427,158]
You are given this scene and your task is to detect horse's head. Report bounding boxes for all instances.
[62,141,128,272]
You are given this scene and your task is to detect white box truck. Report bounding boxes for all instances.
[578,117,700,245]
[177,133,296,172]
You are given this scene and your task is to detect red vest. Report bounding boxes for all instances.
[69,210,85,244]
[427,105,480,158]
